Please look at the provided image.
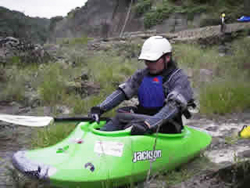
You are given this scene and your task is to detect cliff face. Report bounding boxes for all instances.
[50,0,205,40]
[51,0,144,40]
[50,0,250,40]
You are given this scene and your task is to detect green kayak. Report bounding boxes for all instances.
[12,120,211,188]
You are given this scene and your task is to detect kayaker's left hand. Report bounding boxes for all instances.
[90,106,103,123]
[131,121,150,135]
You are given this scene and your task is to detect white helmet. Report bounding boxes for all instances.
[138,36,172,61]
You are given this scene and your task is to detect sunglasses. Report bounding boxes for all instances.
[145,57,162,63]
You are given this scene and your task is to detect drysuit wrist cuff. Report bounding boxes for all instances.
[144,121,151,129]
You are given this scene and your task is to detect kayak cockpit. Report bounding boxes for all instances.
[82,121,188,138]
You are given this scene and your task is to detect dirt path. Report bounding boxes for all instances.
[173,22,250,42]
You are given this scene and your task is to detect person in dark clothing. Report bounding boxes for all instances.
[90,36,194,135]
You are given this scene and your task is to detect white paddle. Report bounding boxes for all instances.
[0,114,54,127]
[0,114,109,127]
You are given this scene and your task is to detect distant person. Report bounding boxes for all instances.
[90,36,194,135]
[221,13,226,33]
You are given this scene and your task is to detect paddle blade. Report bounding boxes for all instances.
[0,114,54,127]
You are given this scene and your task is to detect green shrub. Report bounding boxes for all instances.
[38,63,69,105]
[71,95,102,115]
[86,53,138,90]
[9,56,21,65]
[65,52,139,117]
[0,66,27,102]
[133,0,152,17]
[200,18,220,27]
[144,6,174,28]
[186,5,208,20]
[0,65,6,82]
[114,42,141,59]
[0,79,26,102]
[231,38,250,73]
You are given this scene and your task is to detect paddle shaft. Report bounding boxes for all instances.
[54,117,110,122]
[0,113,110,127]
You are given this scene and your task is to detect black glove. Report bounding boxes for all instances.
[131,121,150,135]
[90,106,104,123]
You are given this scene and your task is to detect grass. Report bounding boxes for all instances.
[57,35,93,46]
[0,66,28,102]
[163,155,214,186]
[174,44,221,71]
[199,79,250,115]
[225,135,239,145]
[197,37,250,115]
[87,54,137,90]
[172,37,250,115]
[37,63,76,105]
[31,122,77,148]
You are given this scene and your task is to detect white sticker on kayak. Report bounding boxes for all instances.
[94,141,124,157]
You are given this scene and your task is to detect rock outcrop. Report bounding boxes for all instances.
[50,0,207,40]
[51,0,138,40]
[0,36,52,65]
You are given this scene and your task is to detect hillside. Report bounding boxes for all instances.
[0,6,50,44]
[50,0,250,40]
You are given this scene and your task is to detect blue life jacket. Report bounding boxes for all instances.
[138,75,165,109]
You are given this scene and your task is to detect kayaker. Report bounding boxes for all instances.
[90,36,194,135]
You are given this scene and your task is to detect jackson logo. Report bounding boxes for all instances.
[132,150,162,163]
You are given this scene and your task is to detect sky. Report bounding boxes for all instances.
[0,0,87,18]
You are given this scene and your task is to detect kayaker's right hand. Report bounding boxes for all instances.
[90,106,103,123]
[131,121,150,135]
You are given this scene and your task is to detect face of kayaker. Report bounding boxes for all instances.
[138,36,172,74]
[145,55,170,74]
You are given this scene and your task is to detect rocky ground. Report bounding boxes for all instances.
[173,113,250,188]
[146,112,250,188]
[0,102,35,187]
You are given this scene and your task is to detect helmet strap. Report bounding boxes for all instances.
[163,53,172,69]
